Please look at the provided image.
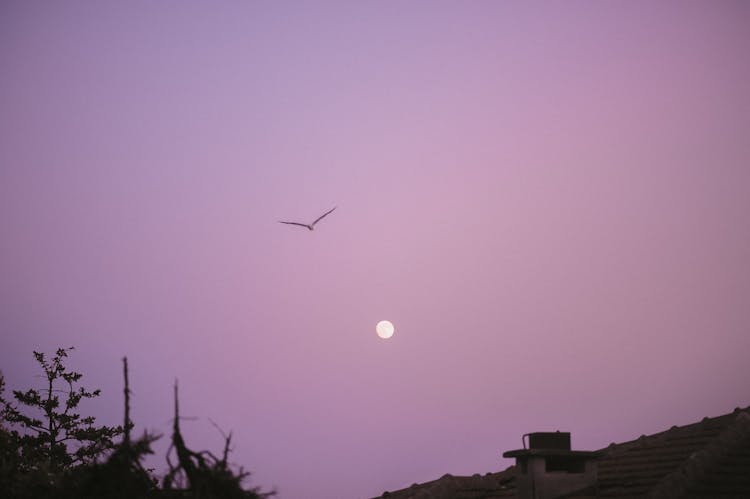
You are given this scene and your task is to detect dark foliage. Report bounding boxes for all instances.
[0,349,274,499]
[0,348,124,473]
[163,381,274,499]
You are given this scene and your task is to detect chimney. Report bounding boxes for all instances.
[503,432,600,499]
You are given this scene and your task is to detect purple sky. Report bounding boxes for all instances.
[2,2,749,497]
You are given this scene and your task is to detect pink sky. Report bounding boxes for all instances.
[1,2,749,497]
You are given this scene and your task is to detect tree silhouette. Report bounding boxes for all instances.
[163,380,274,498]
[55,357,159,499]
[1,348,274,499]
[0,347,124,493]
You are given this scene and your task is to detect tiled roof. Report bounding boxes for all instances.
[597,406,750,498]
[372,467,516,499]
[372,406,750,499]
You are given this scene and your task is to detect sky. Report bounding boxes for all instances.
[1,1,749,497]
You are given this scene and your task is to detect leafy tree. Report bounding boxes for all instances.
[1,348,273,499]
[53,357,160,499]
[0,347,124,475]
[0,374,23,496]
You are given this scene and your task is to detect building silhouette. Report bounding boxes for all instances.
[373,406,750,499]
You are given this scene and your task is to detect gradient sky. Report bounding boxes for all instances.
[2,2,749,498]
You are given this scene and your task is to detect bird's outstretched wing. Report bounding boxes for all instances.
[311,206,337,227]
[278,221,311,229]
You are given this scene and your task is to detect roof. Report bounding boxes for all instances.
[597,406,750,498]
[371,406,750,499]
[372,467,516,499]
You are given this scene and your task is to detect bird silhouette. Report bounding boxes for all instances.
[279,206,337,231]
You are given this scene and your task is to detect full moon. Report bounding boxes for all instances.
[376,320,394,339]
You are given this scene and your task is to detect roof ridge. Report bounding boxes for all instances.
[648,408,750,499]
[599,405,750,455]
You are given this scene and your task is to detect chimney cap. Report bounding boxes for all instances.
[503,448,602,458]
[503,431,602,459]
[526,431,571,450]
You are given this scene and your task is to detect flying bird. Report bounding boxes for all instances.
[279,206,337,231]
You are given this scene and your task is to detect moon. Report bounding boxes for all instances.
[376,320,394,339]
